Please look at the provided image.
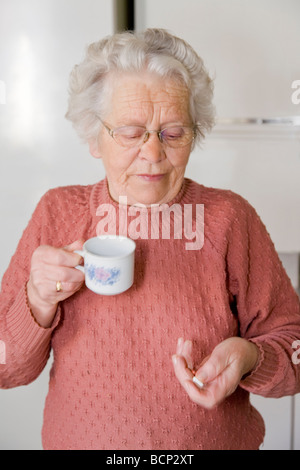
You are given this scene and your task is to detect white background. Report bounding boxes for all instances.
[0,0,112,449]
[0,0,299,450]
[136,0,300,253]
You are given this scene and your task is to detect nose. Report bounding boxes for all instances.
[143,130,163,144]
[139,131,165,163]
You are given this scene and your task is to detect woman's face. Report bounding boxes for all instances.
[90,72,193,206]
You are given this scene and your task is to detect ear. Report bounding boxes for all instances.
[89,139,102,159]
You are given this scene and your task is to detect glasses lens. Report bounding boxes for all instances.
[113,126,145,147]
[111,125,195,148]
[161,127,194,148]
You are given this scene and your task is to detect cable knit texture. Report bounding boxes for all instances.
[0,178,300,450]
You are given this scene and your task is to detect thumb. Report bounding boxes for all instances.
[195,347,229,384]
[63,239,85,252]
[63,239,85,266]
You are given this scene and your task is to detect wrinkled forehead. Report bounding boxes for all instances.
[103,71,191,124]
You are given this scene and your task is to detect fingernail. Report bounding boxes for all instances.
[172,355,177,365]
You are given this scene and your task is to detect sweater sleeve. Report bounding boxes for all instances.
[225,196,300,398]
[0,191,62,389]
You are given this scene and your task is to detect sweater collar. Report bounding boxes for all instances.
[90,177,196,217]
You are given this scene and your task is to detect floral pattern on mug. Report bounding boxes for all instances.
[86,263,121,286]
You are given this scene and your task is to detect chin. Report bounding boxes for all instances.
[130,189,167,206]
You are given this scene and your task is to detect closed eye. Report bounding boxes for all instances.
[162,127,184,139]
[116,127,145,139]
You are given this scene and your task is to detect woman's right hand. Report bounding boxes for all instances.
[26,240,85,328]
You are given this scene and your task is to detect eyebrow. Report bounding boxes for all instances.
[114,120,190,129]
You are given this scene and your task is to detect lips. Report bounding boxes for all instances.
[137,174,165,182]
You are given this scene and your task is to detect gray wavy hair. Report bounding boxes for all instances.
[65,28,215,146]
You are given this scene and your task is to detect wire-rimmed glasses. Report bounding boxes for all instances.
[99,119,197,149]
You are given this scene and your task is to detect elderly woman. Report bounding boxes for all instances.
[0,29,300,451]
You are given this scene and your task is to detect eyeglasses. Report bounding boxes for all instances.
[99,119,197,149]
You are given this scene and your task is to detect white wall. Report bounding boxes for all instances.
[136,0,300,117]
[0,0,113,449]
[136,0,300,450]
[136,0,300,253]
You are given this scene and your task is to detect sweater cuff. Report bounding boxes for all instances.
[239,340,281,394]
[5,283,61,353]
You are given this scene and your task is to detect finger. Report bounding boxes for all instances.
[172,354,194,388]
[63,239,84,252]
[182,339,193,370]
[172,354,221,409]
[172,355,209,405]
[29,264,85,305]
[46,240,85,267]
[192,346,241,408]
[193,367,241,409]
[194,347,230,385]
[175,338,193,369]
[62,240,85,266]
[33,265,85,290]
[32,245,79,269]
[55,279,84,295]
[189,380,225,409]
[34,263,85,284]
[52,245,83,268]
[48,278,84,296]
[176,337,184,355]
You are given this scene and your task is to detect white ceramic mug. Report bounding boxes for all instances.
[75,235,136,295]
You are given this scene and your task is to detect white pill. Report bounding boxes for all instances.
[193,376,204,389]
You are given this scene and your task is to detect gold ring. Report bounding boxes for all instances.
[56,281,63,293]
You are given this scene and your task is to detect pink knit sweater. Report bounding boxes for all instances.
[1,178,300,450]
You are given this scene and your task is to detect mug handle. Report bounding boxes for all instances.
[74,250,85,273]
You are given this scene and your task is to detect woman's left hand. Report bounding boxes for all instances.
[172,337,259,409]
